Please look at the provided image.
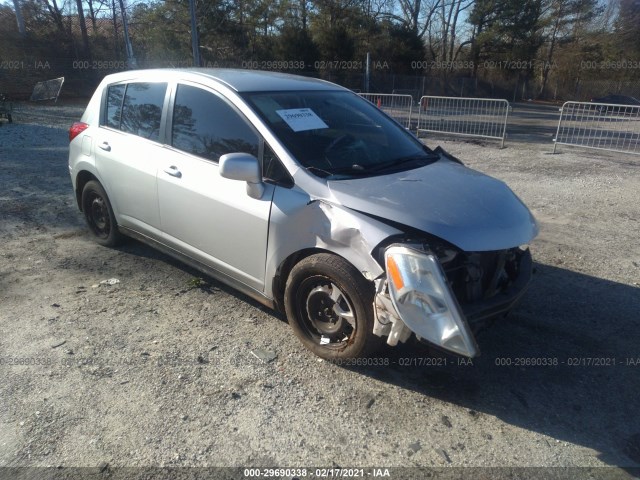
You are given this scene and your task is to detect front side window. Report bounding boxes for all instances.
[171,84,259,162]
[119,82,167,141]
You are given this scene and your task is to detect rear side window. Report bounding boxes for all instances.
[103,82,167,142]
[172,84,258,162]
[120,82,167,141]
[105,84,125,129]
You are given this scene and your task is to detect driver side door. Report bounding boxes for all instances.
[156,83,274,292]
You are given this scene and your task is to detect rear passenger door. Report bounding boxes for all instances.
[157,82,275,292]
[95,81,169,236]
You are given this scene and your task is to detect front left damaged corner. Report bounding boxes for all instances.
[373,276,413,346]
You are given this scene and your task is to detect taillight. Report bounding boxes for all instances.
[69,122,89,142]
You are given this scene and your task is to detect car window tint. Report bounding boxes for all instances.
[105,84,125,129]
[120,82,167,142]
[172,84,258,162]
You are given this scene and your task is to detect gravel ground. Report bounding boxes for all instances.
[0,103,639,478]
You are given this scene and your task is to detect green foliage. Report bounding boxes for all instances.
[364,21,425,74]
[274,26,318,67]
[0,0,638,101]
[469,0,545,69]
[130,1,191,64]
[614,0,640,57]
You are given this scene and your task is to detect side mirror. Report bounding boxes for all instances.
[219,153,264,199]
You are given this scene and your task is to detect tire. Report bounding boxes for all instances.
[7,113,12,123]
[284,253,382,360]
[81,180,123,247]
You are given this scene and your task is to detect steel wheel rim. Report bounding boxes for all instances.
[87,193,110,238]
[297,276,356,348]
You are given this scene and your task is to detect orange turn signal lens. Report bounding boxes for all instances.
[386,255,405,290]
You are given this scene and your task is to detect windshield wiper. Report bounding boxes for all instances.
[306,164,370,178]
[310,154,438,178]
[365,154,438,173]
[325,164,367,175]
[305,166,334,177]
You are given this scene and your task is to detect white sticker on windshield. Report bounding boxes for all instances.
[276,108,329,132]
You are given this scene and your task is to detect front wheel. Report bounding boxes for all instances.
[81,180,123,247]
[284,253,381,360]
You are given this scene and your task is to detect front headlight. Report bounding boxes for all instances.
[384,245,479,357]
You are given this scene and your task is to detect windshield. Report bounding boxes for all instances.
[242,90,436,178]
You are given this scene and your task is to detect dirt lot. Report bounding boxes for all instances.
[1,103,639,478]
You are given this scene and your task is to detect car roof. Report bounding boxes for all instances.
[101,68,346,93]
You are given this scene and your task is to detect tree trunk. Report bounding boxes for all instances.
[75,0,91,59]
[87,0,97,30]
[301,0,307,30]
[538,14,561,98]
[12,0,26,37]
[45,0,68,36]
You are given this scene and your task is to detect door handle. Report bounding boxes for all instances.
[164,166,182,178]
[98,142,111,152]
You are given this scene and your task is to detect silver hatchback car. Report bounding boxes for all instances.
[68,69,537,360]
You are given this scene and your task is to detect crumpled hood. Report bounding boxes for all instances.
[326,156,538,252]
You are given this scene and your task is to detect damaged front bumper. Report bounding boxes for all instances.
[462,247,533,326]
[373,244,533,358]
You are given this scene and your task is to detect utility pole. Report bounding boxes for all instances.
[111,0,120,59]
[118,0,136,67]
[188,0,201,67]
[12,0,26,37]
[365,52,370,93]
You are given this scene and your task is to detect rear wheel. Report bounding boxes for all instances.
[81,180,123,247]
[284,253,381,360]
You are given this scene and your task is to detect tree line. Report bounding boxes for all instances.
[0,0,638,99]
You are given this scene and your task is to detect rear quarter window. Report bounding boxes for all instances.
[105,84,125,129]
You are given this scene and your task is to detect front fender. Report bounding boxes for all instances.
[264,186,402,299]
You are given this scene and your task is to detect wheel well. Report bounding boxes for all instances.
[272,248,369,313]
[75,171,99,211]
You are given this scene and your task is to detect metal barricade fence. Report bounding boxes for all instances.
[417,96,510,148]
[553,101,640,155]
[29,77,65,102]
[359,93,414,129]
